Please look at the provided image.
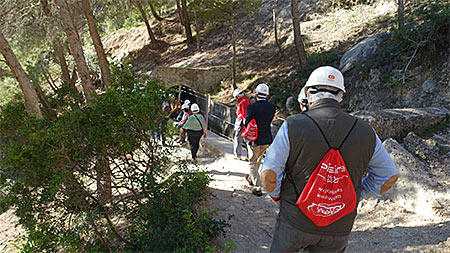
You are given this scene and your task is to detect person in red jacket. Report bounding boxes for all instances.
[232,88,252,160]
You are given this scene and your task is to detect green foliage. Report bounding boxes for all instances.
[0,77,22,108]
[0,64,229,252]
[94,0,145,34]
[269,50,339,107]
[363,0,449,86]
[191,0,261,26]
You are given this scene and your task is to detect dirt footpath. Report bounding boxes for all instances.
[199,133,450,252]
[0,209,25,252]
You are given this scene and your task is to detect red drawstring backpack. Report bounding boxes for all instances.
[296,114,358,227]
[241,119,258,142]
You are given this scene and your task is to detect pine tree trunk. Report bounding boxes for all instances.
[35,83,56,118]
[291,0,307,68]
[97,156,112,205]
[230,2,237,90]
[273,0,284,58]
[54,0,95,100]
[42,69,58,92]
[176,0,185,26]
[53,39,71,83]
[398,0,404,27]
[135,0,157,44]
[40,0,71,86]
[149,1,164,21]
[195,11,201,50]
[40,0,51,15]
[81,0,111,88]
[0,32,43,118]
[180,0,194,43]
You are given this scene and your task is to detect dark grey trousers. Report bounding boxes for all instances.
[270,214,350,253]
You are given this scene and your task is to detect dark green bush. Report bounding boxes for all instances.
[269,50,339,107]
[0,64,229,252]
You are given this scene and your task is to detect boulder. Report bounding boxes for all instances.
[383,138,450,217]
[351,107,450,140]
[422,80,437,93]
[339,33,387,73]
[403,132,440,161]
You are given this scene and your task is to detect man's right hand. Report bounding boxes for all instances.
[260,169,277,193]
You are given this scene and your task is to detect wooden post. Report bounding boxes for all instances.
[206,94,210,129]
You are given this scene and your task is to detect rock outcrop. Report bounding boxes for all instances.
[339,33,387,73]
[383,138,449,218]
[351,107,450,139]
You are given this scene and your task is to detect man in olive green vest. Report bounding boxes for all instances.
[260,66,399,252]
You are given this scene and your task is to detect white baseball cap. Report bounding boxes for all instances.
[191,103,200,112]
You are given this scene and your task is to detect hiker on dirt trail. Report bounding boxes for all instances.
[155,101,171,145]
[176,99,191,122]
[181,103,207,161]
[232,88,252,161]
[259,66,399,252]
[244,83,276,196]
[176,100,192,146]
[168,95,181,120]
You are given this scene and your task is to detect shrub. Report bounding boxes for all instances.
[0,64,229,252]
[0,77,21,108]
[269,50,339,107]
[363,0,449,86]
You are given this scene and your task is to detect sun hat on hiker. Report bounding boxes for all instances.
[183,99,191,105]
[304,66,345,93]
[233,88,243,98]
[255,83,269,98]
[181,103,189,110]
[191,103,200,112]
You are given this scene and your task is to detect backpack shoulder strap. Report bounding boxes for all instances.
[304,113,331,148]
[337,118,358,149]
[304,113,358,150]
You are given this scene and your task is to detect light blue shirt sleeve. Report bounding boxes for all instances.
[259,122,290,199]
[361,130,399,199]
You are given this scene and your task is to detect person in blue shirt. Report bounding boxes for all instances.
[181,103,207,160]
[259,66,399,252]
